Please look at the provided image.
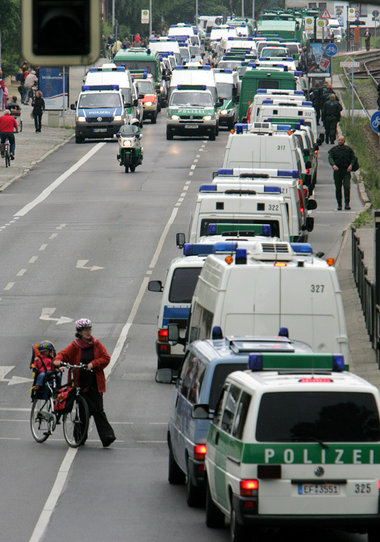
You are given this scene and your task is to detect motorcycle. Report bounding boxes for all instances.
[116,123,143,173]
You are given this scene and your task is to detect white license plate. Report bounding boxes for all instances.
[298,484,340,495]
[184,124,198,129]
[93,128,107,133]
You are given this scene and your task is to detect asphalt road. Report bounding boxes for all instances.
[0,113,368,542]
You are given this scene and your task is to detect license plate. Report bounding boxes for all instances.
[93,128,107,133]
[184,124,198,129]
[298,484,340,495]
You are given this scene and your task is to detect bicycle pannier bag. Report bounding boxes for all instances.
[54,386,76,413]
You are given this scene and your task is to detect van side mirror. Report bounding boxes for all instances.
[307,199,317,211]
[317,133,324,145]
[313,143,319,151]
[305,216,314,232]
[133,98,138,106]
[305,160,312,169]
[176,232,186,248]
[70,103,76,110]
[192,404,211,419]
[148,280,163,292]
[216,98,223,107]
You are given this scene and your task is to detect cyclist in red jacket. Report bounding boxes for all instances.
[0,110,18,159]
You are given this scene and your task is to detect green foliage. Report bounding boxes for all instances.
[0,0,21,76]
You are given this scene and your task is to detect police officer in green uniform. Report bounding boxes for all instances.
[328,135,356,211]
[322,93,342,144]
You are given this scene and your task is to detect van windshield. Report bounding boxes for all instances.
[78,93,122,108]
[256,392,380,442]
[170,92,213,107]
[200,218,280,238]
[136,80,155,95]
[216,82,234,99]
[169,267,201,303]
[209,363,247,409]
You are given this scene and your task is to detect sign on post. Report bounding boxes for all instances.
[141,9,149,24]
[340,56,360,68]
[370,111,380,134]
[348,7,356,22]
[304,16,314,32]
[325,43,338,57]
[320,8,331,19]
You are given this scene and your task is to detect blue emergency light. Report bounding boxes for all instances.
[235,248,247,264]
[262,99,273,104]
[264,186,281,193]
[278,327,289,337]
[175,66,185,70]
[295,71,303,76]
[81,84,120,91]
[277,170,299,178]
[302,101,312,106]
[212,326,224,340]
[217,169,233,175]
[183,244,215,256]
[276,125,292,131]
[235,123,248,134]
[199,185,217,192]
[291,243,313,254]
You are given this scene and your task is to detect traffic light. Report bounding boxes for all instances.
[22,0,100,66]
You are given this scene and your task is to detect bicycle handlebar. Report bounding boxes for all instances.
[60,362,92,371]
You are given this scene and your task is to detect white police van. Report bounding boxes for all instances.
[186,189,291,243]
[203,353,380,541]
[74,84,127,143]
[180,242,349,361]
[148,235,280,373]
[256,100,318,139]
[163,335,313,508]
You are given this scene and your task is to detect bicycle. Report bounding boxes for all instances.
[1,137,11,167]
[30,363,90,448]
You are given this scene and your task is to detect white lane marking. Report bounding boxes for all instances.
[29,256,38,264]
[39,307,73,325]
[183,186,189,191]
[16,269,27,277]
[196,154,200,158]
[56,224,66,230]
[0,407,30,411]
[137,441,166,444]
[185,180,191,185]
[180,192,186,197]
[188,171,193,176]
[39,244,48,251]
[148,207,178,270]
[15,144,105,218]
[190,164,196,170]
[146,270,152,275]
[193,159,199,163]
[49,234,58,240]
[4,282,14,291]
[29,153,188,542]
[76,260,104,271]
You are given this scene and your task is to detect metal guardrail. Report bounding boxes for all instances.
[351,227,380,364]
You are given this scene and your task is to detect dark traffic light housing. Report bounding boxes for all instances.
[22,0,100,66]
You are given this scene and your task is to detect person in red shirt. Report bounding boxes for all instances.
[0,110,18,159]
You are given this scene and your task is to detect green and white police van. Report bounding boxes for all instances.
[203,353,380,541]
[167,86,220,140]
[214,68,239,130]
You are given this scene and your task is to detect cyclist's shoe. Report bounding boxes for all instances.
[102,435,116,447]
[10,154,14,160]
[56,413,62,425]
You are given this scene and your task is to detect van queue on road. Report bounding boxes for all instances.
[70,11,380,541]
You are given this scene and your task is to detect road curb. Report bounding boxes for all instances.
[0,132,74,193]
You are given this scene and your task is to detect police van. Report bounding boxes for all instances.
[256,100,318,139]
[209,171,316,240]
[222,123,305,183]
[203,353,380,541]
[214,69,239,130]
[250,91,307,121]
[169,65,218,102]
[74,84,127,143]
[148,235,280,372]
[162,336,313,508]
[186,190,291,243]
[175,242,349,360]
[167,86,219,140]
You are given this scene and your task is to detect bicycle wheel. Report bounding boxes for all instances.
[5,149,10,167]
[30,398,55,443]
[63,395,89,448]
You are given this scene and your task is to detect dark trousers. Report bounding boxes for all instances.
[33,112,42,131]
[333,170,351,206]
[0,132,15,155]
[83,386,115,445]
[325,117,338,143]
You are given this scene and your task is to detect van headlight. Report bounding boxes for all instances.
[114,115,122,121]
[145,101,153,106]
[171,115,179,121]
[122,140,133,147]
[203,115,212,121]
[77,116,86,123]
[220,109,229,115]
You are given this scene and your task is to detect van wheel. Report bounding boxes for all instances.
[130,165,135,172]
[151,113,157,124]
[230,503,250,542]
[168,444,185,485]
[209,129,216,141]
[206,478,225,528]
[75,135,84,143]
[124,165,129,173]
[166,129,173,140]
[186,458,205,507]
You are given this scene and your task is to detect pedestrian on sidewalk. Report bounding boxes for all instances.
[24,70,38,104]
[322,93,342,144]
[32,90,45,132]
[328,136,356,211]
[364,29,371,51]
[0,70,5,111]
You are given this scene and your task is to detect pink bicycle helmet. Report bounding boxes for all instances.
[75,318,92,330]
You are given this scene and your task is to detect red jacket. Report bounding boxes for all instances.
[55,339,110,393]
[0,114,18,133]
[33,354,54,373]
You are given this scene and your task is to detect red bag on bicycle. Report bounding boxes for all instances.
[54,386,76,413]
